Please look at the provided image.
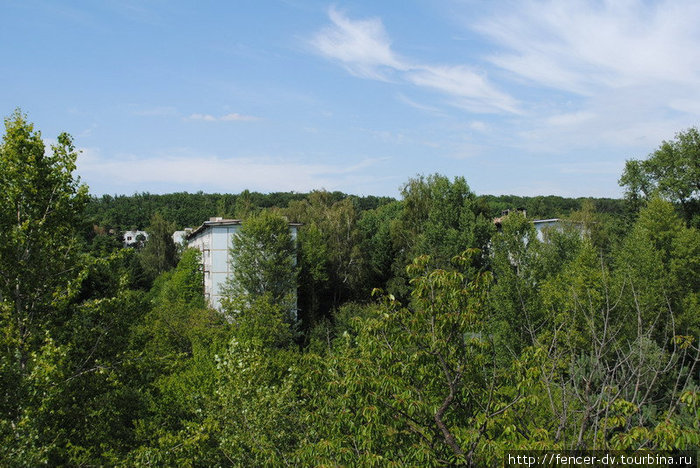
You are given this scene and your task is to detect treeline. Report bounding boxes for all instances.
[1,111,698,466]
[83,190,395,231]
[83,187,625,232]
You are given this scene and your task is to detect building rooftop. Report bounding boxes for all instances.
[187,216,302,240]
[186,217,242,239]
[532,218,561,224]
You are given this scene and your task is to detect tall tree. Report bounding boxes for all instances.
[222,210,298,314]
[0,110,88,464]
[389,174,493,298]
[285,191,363,322]
[139,212,177,283]
[619,127,700,224]
[0,109,88,362]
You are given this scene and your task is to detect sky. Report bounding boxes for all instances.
[1,0,699,198]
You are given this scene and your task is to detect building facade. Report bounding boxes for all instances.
[494,211,585,242]
[172,228,193,247]
[186,217,300,310]
[123,230,148,247]
[532,218,562,242]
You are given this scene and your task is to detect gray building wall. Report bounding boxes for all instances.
[186,221,242,310]
[186,218,299,312]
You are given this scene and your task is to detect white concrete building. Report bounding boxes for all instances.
[172,228,193,247]
[186,217,300,310]
[494,212,585,242]
[123,230,148,247]
[532,218,562,242]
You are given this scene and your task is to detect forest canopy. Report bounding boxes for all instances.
[0,112,697,466]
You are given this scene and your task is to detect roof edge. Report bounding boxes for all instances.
[186,219,303,240]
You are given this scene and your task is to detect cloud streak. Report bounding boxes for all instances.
[311,7,406,79]
[188,112,260,122]
[475,0,700,95]
[310,2,700,157]
[311,7,519,114]
[77,147,383,194]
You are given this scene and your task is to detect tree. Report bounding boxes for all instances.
[126,249,228,466]
[616,196,700,339]
[0,110,89,352]
[0,110,88,463]
[489,210,545,354]
[285,191,364,317]
[357,200,402,293]
[389,174,492,299]
[620,127,700,224]
[234,189,257,219]
[516,239,699,452]
[222,210,298,314]
[293,251,531,466]
[139,212,177,283]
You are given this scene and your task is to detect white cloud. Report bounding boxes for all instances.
[456,0,700,157]
[311,2,700,160]
[546,111,596,127]
[188,112,260,122]
[554,160,624,176]
[468,121,487,132]
[395,93,443,114]
[407,65,520,114]
[310,8,518,114]
[367,129,408,145]
[311,7,406,79]
[220,113,260,122]
[446,142,486,160]
[188,113,217,121]
[76,147,384,194]
[475,0,700,95]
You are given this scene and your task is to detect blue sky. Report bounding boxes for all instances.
[2,0,699,198]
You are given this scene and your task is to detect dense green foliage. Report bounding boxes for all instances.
[221,210,299,321]
[139,213,178,283]
[83,189,394,232]
[82,180,625,232]
[0,112,697,466]
[620,126,700,226]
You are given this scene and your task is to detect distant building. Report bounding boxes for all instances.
[532,218,562,242]
[494,210,583,242]
[172,228,193,246]
[186,217,300,310]
[123,230,148,247]
[493,208,527,228]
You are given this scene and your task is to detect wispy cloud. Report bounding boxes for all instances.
[220,113,260,121]
[311,7,406,80]
[188,113,217,122]
[406,65,519,114]
[77,147,383,194]
[133,107,260,122]
[545,111,596,127]
[554,160,624,176]
[310,2,700,157]
[395,93,443,114]
[188,112,260,122]
[452,0,700,157]
[476,0,700,95]
[310,7,519,114]
[468,121,488,132]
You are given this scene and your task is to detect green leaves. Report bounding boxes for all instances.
[0,109,88,330]
[0,109,696,465]
[619,126,700,224]
[139,213,178,284]
[0,110,92,464]
[223,210,298,310]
